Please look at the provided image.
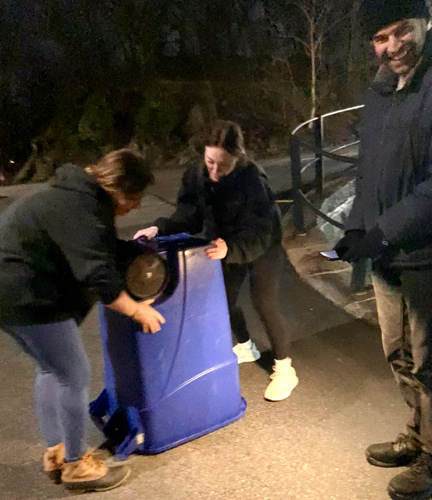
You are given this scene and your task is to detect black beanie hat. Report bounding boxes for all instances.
[361,0,429,39]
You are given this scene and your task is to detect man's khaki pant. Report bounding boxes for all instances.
[372,266,432,452]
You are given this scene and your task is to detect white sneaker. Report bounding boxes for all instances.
[232,340,261,364]
[264,357,299,401]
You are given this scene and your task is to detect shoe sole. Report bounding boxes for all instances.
[387,484,432,500]
[46,469,62,485]
[366,454,419,468]
[236,352,261,364]
[264,378,299,402]
[63,468,131,493]
[237,355,261,364]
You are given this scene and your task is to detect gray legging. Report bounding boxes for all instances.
[3,320,91,462]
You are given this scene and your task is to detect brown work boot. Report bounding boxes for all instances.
[61,451,130,492]
[43,443,65,484]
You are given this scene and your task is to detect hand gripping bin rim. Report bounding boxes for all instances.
[90,233,246,458]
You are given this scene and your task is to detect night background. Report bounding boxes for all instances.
[3,3,432,499]
[0,0,373,184]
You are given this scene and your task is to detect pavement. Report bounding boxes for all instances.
[282,217,378,327]
[0,162,408,500]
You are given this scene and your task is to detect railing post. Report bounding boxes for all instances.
[313,116,323,197]
[289,137,306,234]
[350,259,368,293]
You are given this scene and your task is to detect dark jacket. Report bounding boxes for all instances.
[0,164,126,325]
[346,32,432,268]
[155,161,282,265]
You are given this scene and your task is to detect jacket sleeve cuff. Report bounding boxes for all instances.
[88,271,126,304]
[366,225,390,252]
[377,209,409,246]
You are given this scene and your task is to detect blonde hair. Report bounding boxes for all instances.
[85,148,154,196]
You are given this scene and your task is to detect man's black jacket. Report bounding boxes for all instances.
[0,164,126,325]
[155,161,282,265]
[346,31,432,268]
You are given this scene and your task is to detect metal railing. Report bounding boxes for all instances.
[290,105,363,233]
[289,105,369,292]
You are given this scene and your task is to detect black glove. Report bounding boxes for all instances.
[333,230,366,259]
[342,226,389,263]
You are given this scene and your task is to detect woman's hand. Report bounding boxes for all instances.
[205,238,228,260]
[107,291,165,333]
[133,226,159,240]
[131,299,166,333]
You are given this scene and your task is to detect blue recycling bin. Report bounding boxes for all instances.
[90,234,246,459]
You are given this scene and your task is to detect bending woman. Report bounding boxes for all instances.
[135,120,298,401]
[0,149,164,493]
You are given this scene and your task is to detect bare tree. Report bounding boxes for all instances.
[284,0,352,119]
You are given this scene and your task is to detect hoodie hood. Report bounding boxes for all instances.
[51,163,112,201]
[52,164,93,192]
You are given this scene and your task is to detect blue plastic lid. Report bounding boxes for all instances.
[136,233,209,253]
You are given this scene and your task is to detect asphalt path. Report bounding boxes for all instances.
[0,149,408,500]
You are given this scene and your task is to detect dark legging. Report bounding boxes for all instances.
[3,319,91,462]
[223,245,290,360]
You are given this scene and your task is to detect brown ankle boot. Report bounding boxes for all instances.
[61,452,130,492]
[43,443,65,484]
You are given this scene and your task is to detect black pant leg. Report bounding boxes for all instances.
[223,263,250,344]
[250,245,290,360]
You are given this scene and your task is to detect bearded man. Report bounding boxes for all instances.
[333,1,432,499]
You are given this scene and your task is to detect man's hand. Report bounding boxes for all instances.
[333,230,366,260]
[342,226,389,263]
[205,238,228,260]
